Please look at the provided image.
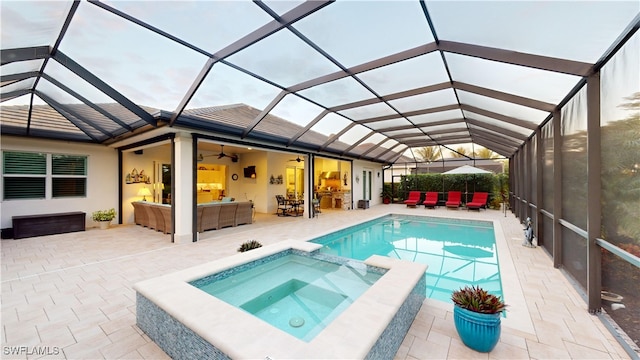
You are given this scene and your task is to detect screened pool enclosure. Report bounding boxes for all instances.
[1,1,639,355]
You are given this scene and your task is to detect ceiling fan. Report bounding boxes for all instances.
[198,145,238,162]
[288,156,303,163]
[218,145,238,161]
[216,145,238,161]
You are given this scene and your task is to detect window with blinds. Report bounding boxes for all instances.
[52,155,87,198]
[2,152,87,200]
[3,152,46,200]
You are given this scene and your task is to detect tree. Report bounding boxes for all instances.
[475,147,499,159]
[415,146,441,162]
[601,92,640,242]
[450,147,468,158]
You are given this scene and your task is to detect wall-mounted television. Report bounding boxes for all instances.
[244,166,256,178]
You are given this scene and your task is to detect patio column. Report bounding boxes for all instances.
[173,132,194,244]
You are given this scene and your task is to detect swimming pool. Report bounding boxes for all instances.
[312,214,503,303]
[190,252,384,342]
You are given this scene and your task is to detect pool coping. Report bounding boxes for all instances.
[133,239,428,359]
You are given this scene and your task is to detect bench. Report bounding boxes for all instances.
[12,211,86,239]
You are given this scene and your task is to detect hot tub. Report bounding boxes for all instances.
[191,252,385,342]
[134,240,426,359]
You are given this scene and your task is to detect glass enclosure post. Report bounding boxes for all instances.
[535,128,544,247]
[586,73,602,313]
[553,110,563,268]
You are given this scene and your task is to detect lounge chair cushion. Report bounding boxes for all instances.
[445,191,462,208]
[467,192,489,210]
[423,192,439,208]
[404,191,422,206]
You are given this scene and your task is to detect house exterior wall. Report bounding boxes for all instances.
[0,136,119,230]
[0,134,386,233]
[352,160,384,207]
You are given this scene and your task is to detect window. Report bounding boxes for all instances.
[52,155,87,198]
[3,152,46,199]
[2,151,87,200]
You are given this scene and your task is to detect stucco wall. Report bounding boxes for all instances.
[0,136,119,229]
[352,160,384,207]
[232,150,267,213]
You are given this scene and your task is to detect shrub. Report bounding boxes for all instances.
[92,208,116,222]
[488,195,503,209]
[237,240,263,252]
[601,242,640,285]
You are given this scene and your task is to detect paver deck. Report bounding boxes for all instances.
[1,204,631,359]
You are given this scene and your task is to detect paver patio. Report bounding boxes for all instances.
[1,205,631,359]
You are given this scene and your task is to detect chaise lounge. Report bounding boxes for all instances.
[445,191,462,209]
[404,191,422,207]
[423,192,439,208]
[466,192,489,211]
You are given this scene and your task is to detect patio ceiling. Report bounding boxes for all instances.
[1,1,638,164]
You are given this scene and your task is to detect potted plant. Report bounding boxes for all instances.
[92,208,116,229]
[451,285,507,353]
[381,185,392,204]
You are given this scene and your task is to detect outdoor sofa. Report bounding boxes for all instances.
[132,200,253,234]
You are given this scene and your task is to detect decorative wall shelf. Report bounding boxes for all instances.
[269,174,283,184]
[126,168,150,184]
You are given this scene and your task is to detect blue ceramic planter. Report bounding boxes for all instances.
[453,305,501,353]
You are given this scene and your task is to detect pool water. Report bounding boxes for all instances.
[191,252,383,341]
[312,214,503,303]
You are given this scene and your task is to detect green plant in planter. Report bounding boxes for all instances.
[488,194,503,210]
[237,240,262,252]
[451,286,507,353]
[381,184,393,204]
[92,208,116,222]
[452,285,507,314]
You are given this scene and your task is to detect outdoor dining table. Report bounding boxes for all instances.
[285,198,304,216]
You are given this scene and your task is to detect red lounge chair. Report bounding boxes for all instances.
[423,192,439,208]
[466,192,489,211]
[404,191,421,207]
[445,191,462,209]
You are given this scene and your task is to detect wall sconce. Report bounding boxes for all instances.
[355,175,360,184]
[137,187,152,201]
[377,172,380,178]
